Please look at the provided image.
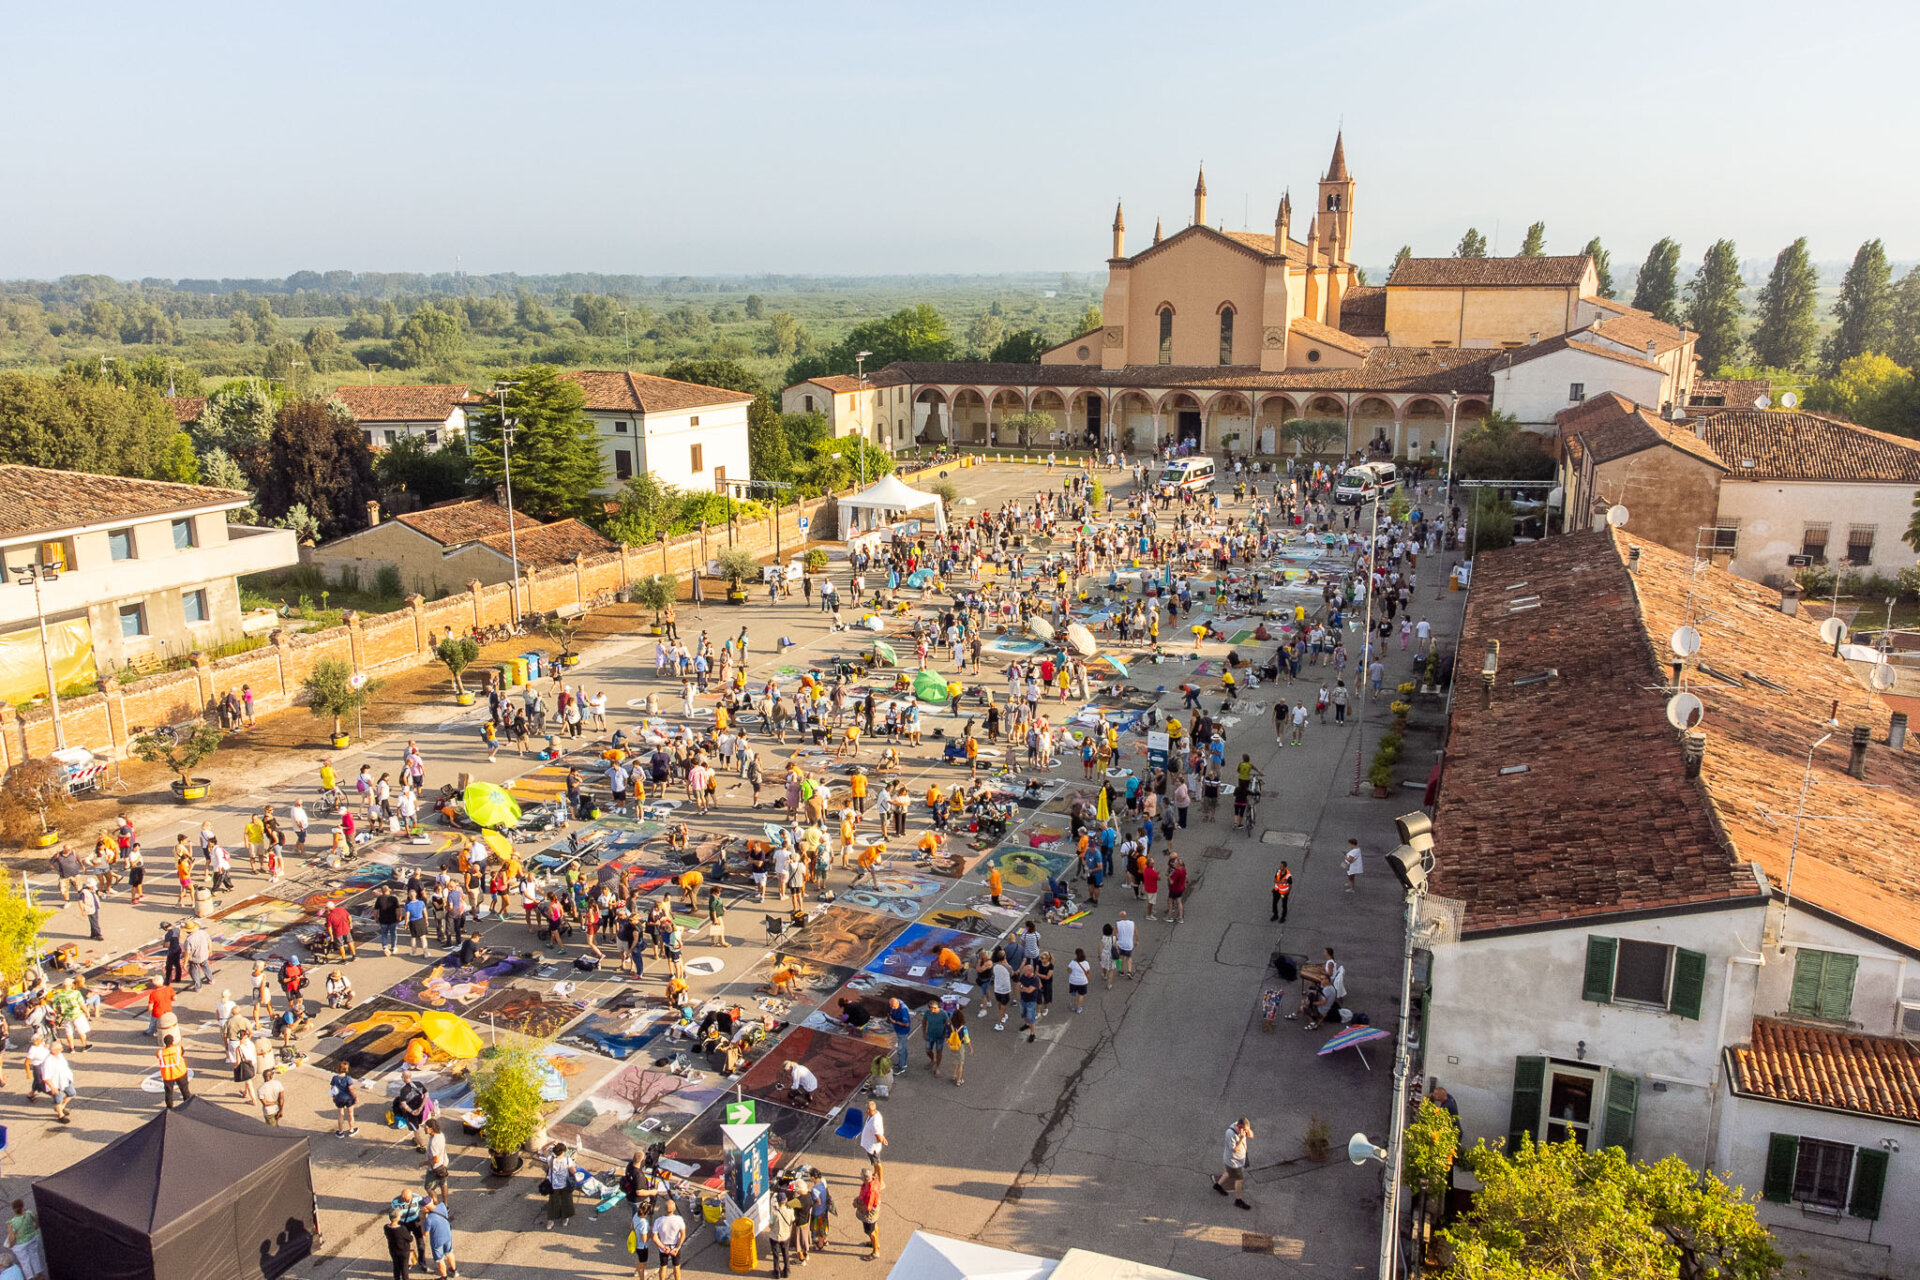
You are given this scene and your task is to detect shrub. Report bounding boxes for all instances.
[0,874,54,987]
[0,760,77,843]
[130,723,225,786]
[803,548,829,573]
[374,565,404,598]
[715,546,761,585]
[632,574,676,623]
[436,635,480,694]
[471,1039,551,1157]
[304,658,381,741]
[930,479,960,512]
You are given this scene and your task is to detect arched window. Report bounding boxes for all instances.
[1327,193,1342,211]
[1157,306,1173,365]
[1218,307,1235,365]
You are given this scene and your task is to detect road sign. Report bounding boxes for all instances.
[797,517,810,533]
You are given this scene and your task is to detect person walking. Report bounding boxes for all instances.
[331,1065,361,1137]
[858,1099,887,1177]
[922,999,951,1076]
[156,1032,191,1108]
[853,1168,882,1262]
[947,1007,970,1086]
[42,1041,75,1124]
[543,1142,577,1229]
[1067,949,1091,1013]
[1166,855,1188,923]
[1271,861,1293,923]
[1213,1117,1254,1210]
[423,1200,456,1279]
[886,997,913,1073]
[1343,838,1364,893]
[78,878,103,940]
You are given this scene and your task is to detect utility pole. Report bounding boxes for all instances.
[1352,493,1382,794]
[15,562,67,750]
[493,381,524,619]
[855,350,873,489]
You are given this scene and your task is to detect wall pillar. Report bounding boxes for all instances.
[270,629,291,697]
[406,594,427,654]
[190,651,215,711]
[340,610,362,671]
[0,703,16,772]
[97,676,127,752]
[466,580,485,628]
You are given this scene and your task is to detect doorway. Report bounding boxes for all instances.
[1178,411,1203,450]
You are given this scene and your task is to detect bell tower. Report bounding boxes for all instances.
[1111,201,1125,260]
[1193,165,1207,227]
[1316,132,1355,262]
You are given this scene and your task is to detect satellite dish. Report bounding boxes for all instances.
[1779,391,1799,409]
[1871,664,1896,691]
[1606,504,1630,528]
[1669,625,1702,659]
[1752,394,1772,410]
[1666,692,1705,730]
[1819,617,1847,645]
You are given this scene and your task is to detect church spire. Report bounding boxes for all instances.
[1276,190,1291,245]
[1111,201,1125,258]
[1153,217,1163,245]
[1193,164,1207,226]
[1326,131,1348,181]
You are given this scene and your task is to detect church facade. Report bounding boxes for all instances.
[791,135,1698,463]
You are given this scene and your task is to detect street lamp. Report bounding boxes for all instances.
[492,380,525,620]
[855,349,874,488]
[14,561,68,750]
[1368,811,1438,1280]
[1441,390,1460,501]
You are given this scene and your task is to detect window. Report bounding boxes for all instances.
[1306,349,1321,363]
[1568,382,1586,402]
[1582,936,1706,1017]
[689,443,704,473]
[424,429,439,446]
[171,518,196,550]
[1763,1134,1887,1219]
[614,449,633,481]
[1846,525,1875,566]
[1431,340,1452,348]
[1218,308,1235,365]
[1508,1057,1639,1155]
[713,465,726,493]
[1709,523,1739,554]
[804,395,815,413]
[1801,524,1829,563]
[690,415,700,427]
[108,528,134,561]
[1788,949,1856,1021]
[615,420,628,433]
[1158,307,1173,365]
[365,430,376,445]
[37,540,67,571]
[118,602,147,638]
[183,588,209,624]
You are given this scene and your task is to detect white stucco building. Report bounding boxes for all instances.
[781,375,897,450]
[331,384,478,451]
[1491,299,1700,432]
[559,371,754,494]
[1425,529,1917,1278]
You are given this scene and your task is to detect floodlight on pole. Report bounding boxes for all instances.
[13,561,67,750]
[493,380,524,620]
[855,350,874,487]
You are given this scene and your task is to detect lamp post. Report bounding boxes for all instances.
[855,349,874,488]
[14,562,67,750]
[1351,490,1383,794]
[492,380,524,620]
[1441,390,1460,501]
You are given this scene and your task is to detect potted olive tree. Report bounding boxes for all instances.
[632,574,676,636]
[436,635,481,706]
[304,658,381,749]
[544,615,583,668]
[471,1039,549,1177]
[0,759,77,846]
[716,546,761,606]
[131,723,225,803]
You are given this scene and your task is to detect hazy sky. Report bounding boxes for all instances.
[4,0,1912,281]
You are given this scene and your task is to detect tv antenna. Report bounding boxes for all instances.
[1669,625,1702,659]
[1752,394,1771,410]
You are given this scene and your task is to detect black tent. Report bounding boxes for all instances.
[34,1102,317,1280]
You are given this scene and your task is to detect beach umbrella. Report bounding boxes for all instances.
[913,671,951,703]
[907,568,934,588]
[872,639,900,666]
[462,781,521,829]
[1065,623,1096,657]
[419,1011,484,1059]
[479,829,514,858]
[1105,656,1130,677]
[1028,617,1056,641]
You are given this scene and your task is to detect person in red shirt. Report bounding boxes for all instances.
[324,901,356,960]
[144,980,175,1037]
[1167,854,1189,923]
[1142,856,1160,920]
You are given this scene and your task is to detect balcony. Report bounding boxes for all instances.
[0,525,300,626]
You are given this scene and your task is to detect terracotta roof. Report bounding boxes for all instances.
[477,518,614,566]
[1389,255,1591,288]
[0,464,250,542]
[166,396,207,425]
[1337,287,1387,338]
[1728,1017,1920,1123]
[1702,411,1920,484]
[1686,377,1772,414]
[787,375,864,395]
[871,345,1500,396]
[1556,396,1728,470]
[1288,315,1373,357]
[1506,330,1667,375]
[1586,306,1692,357]
[1434,529,1920,951]
[394,499,524,546]
[1040,328,1104,358]
[331,384,478,424]
[1124,224,1306,266]
[560,371,756,414]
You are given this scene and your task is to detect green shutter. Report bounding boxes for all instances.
[1819,953,1857,1021]
[1762,1133,1798,1203]
[1507,1056,1546,1151]
[1669,948,1707,1020]
[1788,951,1825,1016]
[1583,936,1617,1003]
[1848,1148,1888,1220]
[1600,1072,1639,1157]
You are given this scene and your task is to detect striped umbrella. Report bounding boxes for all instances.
[1318,1025,1389,1055]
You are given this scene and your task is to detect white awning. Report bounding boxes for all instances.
[839,473,948,535]
[885,1232,1057,1280]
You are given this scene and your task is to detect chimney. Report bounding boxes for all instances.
[1591,501,1610,533]
[1627,546,1642,574]
[1646,339,1658,362]
[1892,712,1909,752]
[1692,417,1707,440]
[1848,725,1871,778]
[365,499,380,526]
[1480,640,1499,710]
[1779,585,1800,616]
[1683,730,1706,779]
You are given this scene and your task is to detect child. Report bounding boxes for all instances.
[1098,924,1117,990]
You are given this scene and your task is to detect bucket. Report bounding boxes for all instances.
[702,1197,724,1224]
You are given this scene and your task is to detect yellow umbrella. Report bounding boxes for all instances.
[463,781,522,829]
[480,829,514,858]
[418,1011,484,1059]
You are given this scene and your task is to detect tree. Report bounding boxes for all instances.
[715,545,761,589]
[377,434,473,509]
[1465,488,1517,554]
[1453,410,1555,481]
[466,365,603,521]
[1685,239,1744,375]
[303,658,381,743]
[1440,1137,1780,1280]
[1632,238,1682,325]
[747,393,791,484]
[965,312,1005,357]
[0,374,187,481]
[0,872,54,988]
[199,447,258,522]
[602,472,684,546]
[1455,228,1488,259]
[1582,237,1615,299]
[764,312,806,359]
[1000,410,1058,449]
[1517,222,1547,257]
[1748,237,1820,369]
[156,432,200,483]
[255,398,379,540]
[1077,304,1103,335]
[1890,267,1920,369]
[435,635,480,696]
[744,294,765,320]
[130,723,224,789]
[786,304,956,386]
[1283,417,1346,458]
[1904,490,1920,558]
[659,359,762,397]
[471,1038,551,1160]
[303,323,342,371]
[1803,354,1918,436]
[988,329,1048,364]
[1391,245,1413,278]
[193,378,279,477]
[395,303,461,370]
[632,574,677,628]
[0,760,77,847]
[1825,238,1894,371]
[571,293,622,337]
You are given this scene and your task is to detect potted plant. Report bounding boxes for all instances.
[1367,758,1394,798]
[131,723,225,802]
[544,615,583,668]
[471,1039,549,1177]
[632,574,676,635]
[1303,1116,1332,1163]
[304,658,380,749]
[0,759,77,847]
[715,546,761,605]
[436,635,481,706]
[803,548,829,574]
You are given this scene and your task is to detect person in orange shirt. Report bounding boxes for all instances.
[965,732,980,779]
[843,723,862,759]
[988,865,1004,907]
[156,1032,190,1109]
[839,812,860,869]
[678,868,704,909]
[849,768,869,815]
[857,841,885,889]
[715,705,729,733]
[934,946,964,976]
[915,831,943,867]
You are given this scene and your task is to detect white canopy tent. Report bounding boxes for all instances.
[884,1233,1207,1280]
[840,474,948,536]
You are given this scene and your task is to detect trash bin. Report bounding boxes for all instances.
[194,887,214,919]
[521,651,543,681]
[728,1217,757,1272]
[508,657,529,686]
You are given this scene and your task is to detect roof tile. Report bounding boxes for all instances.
[477,518,614,566]
[873,346,1501,396]
[394,499,524,546]
[560,371,756,414]
[1703,411,1920,483]
[1390,255,1592,288]
[331,384,479,423]
[0,464,250,542]
[1729,1017,1920,1122]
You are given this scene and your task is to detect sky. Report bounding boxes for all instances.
[3,0,1914,281]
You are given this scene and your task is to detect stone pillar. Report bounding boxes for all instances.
[466,580,485,628]
[406,594,427,654]
[0,702,17,772]
[340,610,362,671]
[97,675,127,751]
[270,629,292,696]
[190,650,215,711]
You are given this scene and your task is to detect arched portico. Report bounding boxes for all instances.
[989,389,1028,446]
[1401,397,1447,461]
[1206,392,1253,454]
[1070,389,1107,450]
[914,388,949,445]
[952,389,988,445]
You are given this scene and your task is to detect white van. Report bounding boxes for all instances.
[1157,457,1216,494]
[1368,461,1398,495]
[1334,466,1380,505]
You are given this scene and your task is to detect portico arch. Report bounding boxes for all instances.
[914,388,950,445]
[1163,392,1204,452]
[1206,392,1253,454]
[1254,394,1299,456]
[1354,395,1397,460]
[951,389,988,446]
[1112,390,1155,453]
[1402,396,1447,461]
[1031,389,1069,449]
[1070,389,1107,450]
[989,389,1028,446]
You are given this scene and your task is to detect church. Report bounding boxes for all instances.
[788,135,1699,462]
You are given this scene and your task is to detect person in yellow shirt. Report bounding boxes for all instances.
[843,723,862,759]
[964,732,980,779]
[925,782,944,813]
[715,705,729,733]
[839,811,859,869]
[243,815,267,874]
[678,868,704,908]
[857,841,885,888]
[916,830,943,860]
